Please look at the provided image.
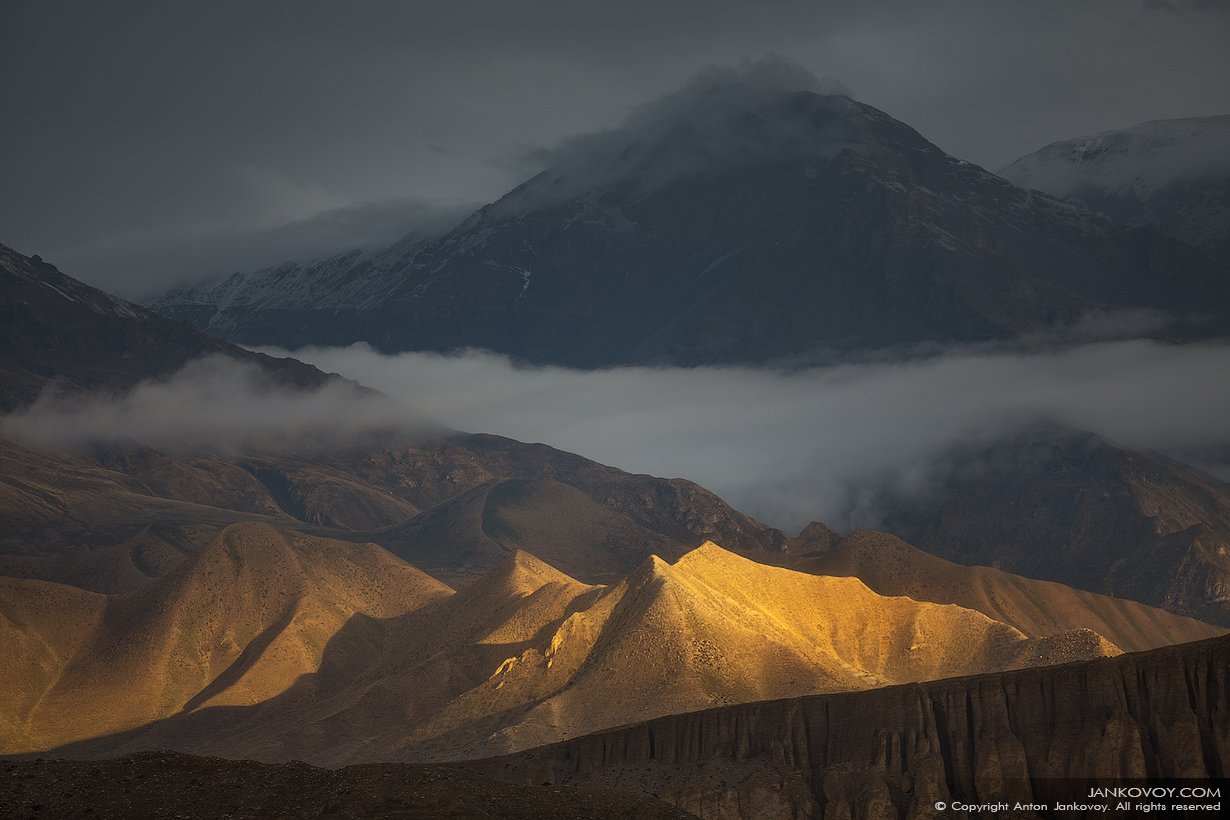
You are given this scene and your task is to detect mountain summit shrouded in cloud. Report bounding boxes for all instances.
[503,56,853,204]
[151,59,1228,365]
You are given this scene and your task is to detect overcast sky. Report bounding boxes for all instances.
[3,0,1229,297]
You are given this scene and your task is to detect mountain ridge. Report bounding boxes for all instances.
[0,243,336,412]
[149,91,1228,366]
[9,540,1137,765]
[1001,114,1230,262]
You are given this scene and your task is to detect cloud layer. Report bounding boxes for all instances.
[6,338,1230,533]
[0,357,430,454]
[266,339,1230,530]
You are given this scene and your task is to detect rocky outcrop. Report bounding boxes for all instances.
[479,635,1230,819]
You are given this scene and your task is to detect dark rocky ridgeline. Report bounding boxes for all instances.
[0,242,335,412]
[0,751,696,819]
[477,635,1229,819]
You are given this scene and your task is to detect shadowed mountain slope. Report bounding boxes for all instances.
[0,432,786,593]
[879,426,1230,626]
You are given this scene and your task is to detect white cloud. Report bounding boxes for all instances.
[260,338,1230,531]
[7,337,1229,533]
[0,357,430,454]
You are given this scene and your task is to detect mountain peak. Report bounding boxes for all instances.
[491,84,925,219]
[148,79,1228,366]
[1000,115,1230,261]
[480,549,589,599]
[670,540,745,572]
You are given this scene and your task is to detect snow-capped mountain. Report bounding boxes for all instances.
[1000,115,1230,262]
[150,82,1227,367]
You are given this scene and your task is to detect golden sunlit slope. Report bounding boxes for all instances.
[0,523,451,755]
[65,541,1121,766]
[0,577,105,743]
[797,530,1226,652]
[443,542,1119,757]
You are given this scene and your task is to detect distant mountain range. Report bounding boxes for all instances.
[149,94,1228,366]
[2,242,1225,775]
[1001,115,1230,264]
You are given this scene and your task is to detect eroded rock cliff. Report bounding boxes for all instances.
[479,635,1229,819]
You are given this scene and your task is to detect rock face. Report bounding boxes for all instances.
[149,90,1227,366]
[481,634,1230,819]
[879,426,1230,626]
[1001,115,1230,264]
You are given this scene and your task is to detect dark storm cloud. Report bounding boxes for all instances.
[2,1,1228,294]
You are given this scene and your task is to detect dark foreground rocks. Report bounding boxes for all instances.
[0,751,695,819]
